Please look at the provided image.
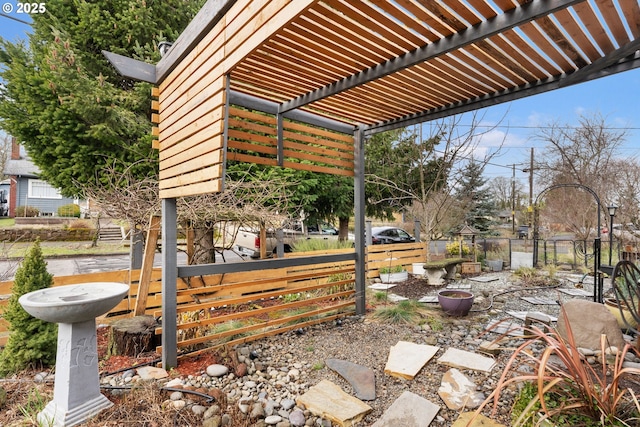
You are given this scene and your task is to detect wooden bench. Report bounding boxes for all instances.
[421,258,465,285]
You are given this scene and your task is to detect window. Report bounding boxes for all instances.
[28,179,62,199]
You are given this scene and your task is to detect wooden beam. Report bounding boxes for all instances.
[134,215,161,316]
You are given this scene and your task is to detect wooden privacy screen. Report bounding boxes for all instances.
[155,0,319,199]
[227,107,354,176]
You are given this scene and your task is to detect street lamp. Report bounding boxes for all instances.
[608,204,617,266]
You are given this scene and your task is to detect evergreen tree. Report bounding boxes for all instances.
[455,159,498,235]
[0,240,57,375]
[0,0,203,196]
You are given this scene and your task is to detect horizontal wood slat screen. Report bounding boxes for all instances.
[0,244,430,349]
[227,106,354,176]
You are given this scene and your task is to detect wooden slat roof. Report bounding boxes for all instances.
[106,0,640,135]
[226,0,640,134]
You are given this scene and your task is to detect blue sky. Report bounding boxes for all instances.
[2,8,640,185]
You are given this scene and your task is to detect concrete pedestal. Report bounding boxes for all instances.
[38,320,112,427]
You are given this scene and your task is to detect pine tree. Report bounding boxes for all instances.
[456,159,498,235]
[0,240,57,375]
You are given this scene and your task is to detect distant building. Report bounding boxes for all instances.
[3,137,83,217]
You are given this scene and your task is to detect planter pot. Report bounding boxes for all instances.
[379,270,408,283]
[438,290,474,316]
[412,263,425,276]
[604,297,638,329]
[485,259,503,272]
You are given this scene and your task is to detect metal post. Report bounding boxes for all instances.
[161,198,178,369]
[354,128,366,316]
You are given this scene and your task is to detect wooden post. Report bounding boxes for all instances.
[134,215,161,316]
[260,223,267,259]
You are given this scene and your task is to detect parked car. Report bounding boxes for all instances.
[517,225,529,239]
[370,226,415,244]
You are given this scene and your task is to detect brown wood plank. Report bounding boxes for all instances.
[283,150,353,169]
[484,34,549,80]
[519,22,576,71]
[160,77,225,131]
[160,116,224,153]
[159,165,223,190]
[160,179,224,198]
[172,301,353,349]
[134,215,161,316]
[573,1,616,54]
[283,139,353,159]
[284,120,353,142]
[281,160,354,176]
[475,39,534,83]
[227,129,278,147]
[536,16,588,68]
[595,0,630,46]
[226,152,278,167]
[151,87,159,97]
[227,140,278,156]
[553,9,601,63]
[160,140,223,172]
[160,149,223,179]
[160,129,223,162]
[229,107,278,125]
[464,0,499,19]
[618,0,640,38]
[502,29,560,75]
[160,90,225,144]
[228,117,277,136]
[223,0,317,74]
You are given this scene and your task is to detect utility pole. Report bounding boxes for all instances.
[511,164,516,233]
[528,147,534,228]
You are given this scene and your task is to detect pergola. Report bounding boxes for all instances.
[105,0,640,367]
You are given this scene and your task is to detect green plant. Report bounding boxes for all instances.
[17,388,50,425]
[312,362,324,370]
[0,240,58,375]
[372,300,425,324]
[475,307,640,426]
[291,238,352,252]
[446,240,470,256]
[15,206,40,217]
[373,291,388,302]
[379,265,404,274]
[57,203,81,217]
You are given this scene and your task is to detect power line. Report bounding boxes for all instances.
[0,13,32,26]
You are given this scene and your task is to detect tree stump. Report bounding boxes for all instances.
[107,315,158,357]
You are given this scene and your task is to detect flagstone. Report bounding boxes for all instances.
[325,359,375,401]
[437,348,496,373]
[438,368,485,410]
[296,380,371,427]
[384,341,439,380]
[371,391,440,427]
[452,412,506,427]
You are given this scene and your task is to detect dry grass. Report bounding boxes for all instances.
[0,376,251,426]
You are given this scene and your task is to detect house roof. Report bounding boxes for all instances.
[106,0,640,135]
[4,158,40,177]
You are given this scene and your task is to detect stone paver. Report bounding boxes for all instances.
[384,341,439,380]
[558,288,592,297]
[437,348,496,373]
[371,391,439,427]
[325,359,376,401]
[438,368,485,410]
[452,412,506,427]
[469,275,500,283]
[296,380,371,427]
[520,296,558,305]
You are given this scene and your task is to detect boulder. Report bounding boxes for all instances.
[556,300,626,350]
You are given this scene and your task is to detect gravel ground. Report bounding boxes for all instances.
[230,269,611,425]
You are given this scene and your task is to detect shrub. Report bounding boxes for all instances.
[291,238,352,252]
[68,219,93,229]
[14,206,39,217]
[475,307,640,426]
[0,240,57,375]
[446,240,470,256]
[57,204,80,217]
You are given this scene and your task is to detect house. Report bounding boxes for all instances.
[3,137,82,217]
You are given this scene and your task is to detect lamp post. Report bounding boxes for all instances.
[608,204,617,266]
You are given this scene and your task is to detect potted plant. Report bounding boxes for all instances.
[379,265,408,283]
[437,289,474,316]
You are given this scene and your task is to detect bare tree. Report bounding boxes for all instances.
[79,162,298,264]
[366,111,505,258]
[534,113,629,239]
[0,132,12,180]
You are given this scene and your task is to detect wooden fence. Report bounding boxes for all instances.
[0,242,427,351]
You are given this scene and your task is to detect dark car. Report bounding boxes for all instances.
[517,225,529,239]
[370,226,415,244]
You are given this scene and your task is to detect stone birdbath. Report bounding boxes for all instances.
[19,282,129,427]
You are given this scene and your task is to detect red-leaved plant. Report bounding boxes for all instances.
[473,307,640,426]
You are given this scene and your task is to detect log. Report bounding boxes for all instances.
[107,315,159,357]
